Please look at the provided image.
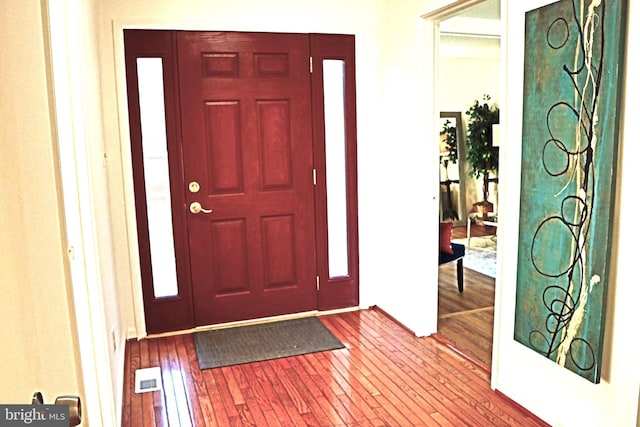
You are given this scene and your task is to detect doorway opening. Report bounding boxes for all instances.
[432,0,502,371]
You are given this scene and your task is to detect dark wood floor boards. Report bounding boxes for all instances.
[279,358,337,426]
[334,310,541,427]
[316,345,400,424]
[122,338,137,426]
[122,309,549,426]
[178,334,217,426]
[239,362,285,427]
[306,352,370,425]
[314,348,417,426]
[323,315,439,424]
[437,224,497,368]
[338,311,485,426]
[211,366,243,426]
[139,340,158,426]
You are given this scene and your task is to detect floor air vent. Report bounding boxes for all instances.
[134,367,162,393]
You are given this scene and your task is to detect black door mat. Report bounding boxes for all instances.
[193,316,345,370]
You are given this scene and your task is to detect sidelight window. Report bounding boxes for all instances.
[323,59,350,279]
[136,57,179,298]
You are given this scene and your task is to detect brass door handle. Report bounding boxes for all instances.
[189,201,213,214]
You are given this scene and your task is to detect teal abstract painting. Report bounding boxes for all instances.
[515,0,627,383]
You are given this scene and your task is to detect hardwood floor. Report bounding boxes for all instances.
[122,309,548,426]
[437,223,497,369]
[437,264,495,368]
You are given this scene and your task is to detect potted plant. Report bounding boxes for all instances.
[465,94,499,215]
[439,119,459,220]
[440,119,458,164]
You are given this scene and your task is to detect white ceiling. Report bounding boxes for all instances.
[440,0,501,38]
[456,0,500,20]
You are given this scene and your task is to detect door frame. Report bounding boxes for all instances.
[121,29,360,334]
[46,1,118,425]
[311,34,360,311]
[421,0,507,387]
[123,30,196,333]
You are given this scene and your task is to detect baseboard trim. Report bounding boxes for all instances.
[143,306,361,340]
[494,390,551,426]
[431,332,491,374]
[370,305,417,336]
[126,327,138,340]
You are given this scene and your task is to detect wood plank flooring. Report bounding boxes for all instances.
[122,309,548,426]
[437,263,495,369]
[437,223,497,369]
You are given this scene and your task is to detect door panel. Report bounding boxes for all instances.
[310,34,360,310]
[124,30,194,334]
[258,101,294,189]
[204,101,243,193]
[177,32,317,325]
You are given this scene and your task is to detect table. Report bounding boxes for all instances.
[467,212,498,247]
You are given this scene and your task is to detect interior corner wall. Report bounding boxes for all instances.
[0,0,82,405]
[493,1,640,426]
[372,0,441,336]
[75,0,127,420]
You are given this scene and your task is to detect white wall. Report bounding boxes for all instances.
[493,1,640,426]
[65,0,124,422]
[40,0,123,424]
[439,35,501,112]
[0,0,83,406]
[373,0,440,335]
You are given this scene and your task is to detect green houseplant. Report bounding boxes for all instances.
[465,94,499,213]
[440,119,458,164]
[439,118,459,220]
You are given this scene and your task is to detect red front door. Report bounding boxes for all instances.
[125,30,359,333]
[177,32,317,325]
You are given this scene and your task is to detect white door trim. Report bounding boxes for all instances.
[420,0,506,388]
[46,1,118,425]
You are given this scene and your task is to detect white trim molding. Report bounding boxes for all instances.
[45,1,118,425]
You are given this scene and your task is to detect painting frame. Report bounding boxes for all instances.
[514,0,627,383]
